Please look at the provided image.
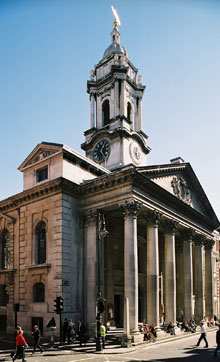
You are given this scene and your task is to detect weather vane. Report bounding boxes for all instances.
[111,5,121,29]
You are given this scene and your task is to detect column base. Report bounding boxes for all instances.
[131,330,143,344]
[87,322,96,339]
[121,334,132,348]
[155,327,166,338]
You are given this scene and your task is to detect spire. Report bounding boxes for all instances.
[111,6,121,44]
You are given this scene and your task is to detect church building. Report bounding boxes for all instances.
[0,14,219,341]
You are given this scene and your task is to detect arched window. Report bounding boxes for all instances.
[33,282,45,302]
[127,102,132,122]
[0,230,10,269]
[102,100,110,126]
[0,285,9,306]
[35,222,46,264]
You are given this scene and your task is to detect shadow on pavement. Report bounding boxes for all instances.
[123,347,217,362]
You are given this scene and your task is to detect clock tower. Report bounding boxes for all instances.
[81,12,151,170]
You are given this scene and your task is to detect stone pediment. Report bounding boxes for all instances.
[137,162,219,225]
[18,142,63,171]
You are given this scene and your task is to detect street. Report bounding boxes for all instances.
[0,330,219,362]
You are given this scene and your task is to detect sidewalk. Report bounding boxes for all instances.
[40,326,218,354]
[0,326,217,355]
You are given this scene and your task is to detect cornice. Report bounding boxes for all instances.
[79,168,217,233]
[0,178,80,212]
[81,123,150,154]
[80,166,136,197]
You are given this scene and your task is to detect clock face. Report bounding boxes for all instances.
[129,142,142,165]
[93,140,111,163]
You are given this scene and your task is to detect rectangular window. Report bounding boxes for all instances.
[36,167,48,183]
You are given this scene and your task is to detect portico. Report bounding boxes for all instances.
[80,162,218,340]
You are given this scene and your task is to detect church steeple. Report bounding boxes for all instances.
[81,8,151,169]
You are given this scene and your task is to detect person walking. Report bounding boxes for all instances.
[100,323,106,349]
[214,325,220,356]
[12,326,28,362]
[31,325,43,354]
[77,319,86,346]
[195,322,208,348]
[67,319,76,344]
[62,318,69,343]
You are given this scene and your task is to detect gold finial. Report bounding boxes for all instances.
[111,6,121,29]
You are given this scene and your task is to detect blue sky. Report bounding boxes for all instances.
[1,0,220,221]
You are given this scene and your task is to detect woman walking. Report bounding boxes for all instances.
[12,326,28,362]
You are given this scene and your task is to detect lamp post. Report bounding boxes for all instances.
[96,212,108,352]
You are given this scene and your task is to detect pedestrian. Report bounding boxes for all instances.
[214,325,220,356]
[77,319,86,346]
[195,322,208,348]
[167,322,175,335]
[67,319,76,344]
[101,323,106,349]
[12,326,28,362]
[31,325,43,354]
[62,318,69,343]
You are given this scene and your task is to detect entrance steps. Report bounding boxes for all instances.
[106,328,124,344]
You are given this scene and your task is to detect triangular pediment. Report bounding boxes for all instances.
[18,142,63,171]
[137,162,219,225]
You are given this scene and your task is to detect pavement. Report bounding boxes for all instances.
[0,325,218,355]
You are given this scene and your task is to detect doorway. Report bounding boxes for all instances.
[114,294,122,327]
[31,317,43,335]
[0,315,7,331]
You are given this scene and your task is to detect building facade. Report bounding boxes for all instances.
[0,18,219,340]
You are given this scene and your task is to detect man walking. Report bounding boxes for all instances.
[214,325,220,356]
[195,322,208,348]
[32,325,43,354]
[77,319,86,346]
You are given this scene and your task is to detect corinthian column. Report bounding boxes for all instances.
[114,79,119,117]
[146,211,161,329]
[120,200,142,342]
[194,235,204,324]
[120,79,125,115]
[83,210,98,336]
[176,240,184,321]
[164,220,178,325]
[182,229,194,320]
[137,97,142,131]
[90,93,95,129]
[204,238,215,319]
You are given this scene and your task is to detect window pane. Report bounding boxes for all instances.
[33,283,45,302]
[35,222,46,264]
[36,167,48,183]
[0,285,9,306]
[1,231,10,269]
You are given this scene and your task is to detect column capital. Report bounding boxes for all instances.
[193,233,205,246]
[164,219,179,234]
[204,238,215,251]
[83,209,99,227]
[146,210,162,227]
[120,200,142,218]
[180,228,195,241]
